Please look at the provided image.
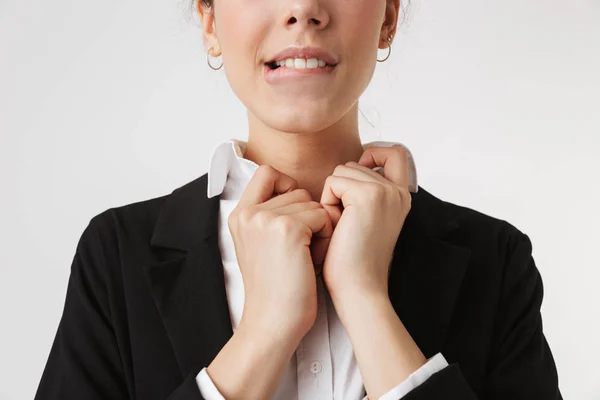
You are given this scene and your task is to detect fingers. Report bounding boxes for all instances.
[237,165,299,208]
[236,164,333,239]
[320,175,366,227]
[290,208,333,240]
[271,200,322,215]
[357,145,411,189]
[334,162,388,183]
[258,189,312,211]
[294,208,333,268]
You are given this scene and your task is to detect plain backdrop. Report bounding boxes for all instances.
[1,0,599,399]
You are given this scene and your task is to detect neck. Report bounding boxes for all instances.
[244,104,365,202]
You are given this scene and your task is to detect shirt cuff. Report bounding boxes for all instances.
[196,367,226,400]
[363,353,449,400]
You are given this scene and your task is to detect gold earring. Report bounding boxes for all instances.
[377,36,393,63]
[207,46,223,70]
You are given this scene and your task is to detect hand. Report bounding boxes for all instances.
[207,165,334,400]
[319,145,426,399]
[228,165,333,344]
[319,145,413,302]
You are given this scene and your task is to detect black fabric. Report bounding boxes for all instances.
[34,173,562,399]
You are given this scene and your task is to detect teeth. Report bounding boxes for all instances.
[275,58,329,69]
[306,58,318,68]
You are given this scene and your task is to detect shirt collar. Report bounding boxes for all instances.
[207,138,418,199]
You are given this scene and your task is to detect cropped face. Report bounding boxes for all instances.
[198,0,399,134]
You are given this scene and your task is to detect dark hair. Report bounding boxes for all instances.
[195,0,212,10]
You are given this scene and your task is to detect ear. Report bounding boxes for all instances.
[379,0,401,49]
[196,1,221,56]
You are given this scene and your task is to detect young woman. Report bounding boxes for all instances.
[35,0,561,399]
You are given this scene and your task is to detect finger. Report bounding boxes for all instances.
[342,161,389,183]
[321,202,343,229]
[320,175,364,225]
[357,145,410,189]
[291,208,334,240]
[310,234,330,273]
[258,189,312,211]
[237,165,298,208]
[271,200,323,216]
[293,208,333,268]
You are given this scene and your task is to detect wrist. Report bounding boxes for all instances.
[330,287,391,323]
[206,318,300,400]
[240,298,316,346]
[331,291,427,399]
[237,312,303,354]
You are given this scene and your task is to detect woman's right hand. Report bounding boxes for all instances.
[206,165,333,400]
[229,164,333,344]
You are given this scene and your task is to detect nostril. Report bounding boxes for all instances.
[310,18,320,25]
[288,17,297,24]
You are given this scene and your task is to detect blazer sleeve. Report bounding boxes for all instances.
[399,228,562,399]
[34,216,208,400]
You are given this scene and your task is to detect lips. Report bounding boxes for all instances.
[263,46,339,85]
[263,61,337,85]
[264,46,339,68]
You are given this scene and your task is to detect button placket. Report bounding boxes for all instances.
[296,276,333,400]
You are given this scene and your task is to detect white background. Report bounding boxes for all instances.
[1,0,599,399]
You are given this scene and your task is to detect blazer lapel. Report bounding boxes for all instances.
[143,174,233,378]
[388,187,472,359]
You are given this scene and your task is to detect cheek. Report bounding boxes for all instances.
[215,3,265,97]
[336,1,385,84]
[215,0,262,64]
[340,1,385,61]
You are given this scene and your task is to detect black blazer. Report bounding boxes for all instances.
[35,173,562,400]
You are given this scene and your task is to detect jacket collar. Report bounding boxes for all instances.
[144,173,471,378]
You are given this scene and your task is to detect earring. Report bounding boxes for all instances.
[207,46,223,70]
[377,36,393,63]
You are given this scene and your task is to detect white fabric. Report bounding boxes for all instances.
[377,353,449,400]
[196,139,448,400]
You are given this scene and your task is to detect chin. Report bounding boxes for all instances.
[268,113,338,134]
[263,103,342,133]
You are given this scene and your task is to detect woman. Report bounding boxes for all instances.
[35,0,562,399]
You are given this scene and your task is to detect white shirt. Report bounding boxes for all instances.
[195,138,448,400]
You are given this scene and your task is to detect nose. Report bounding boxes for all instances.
[283,0,330,31]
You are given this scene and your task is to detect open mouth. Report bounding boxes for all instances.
[265,58,337,71]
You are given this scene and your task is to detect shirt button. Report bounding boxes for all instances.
[309,361,322,374]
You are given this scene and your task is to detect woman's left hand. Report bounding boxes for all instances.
[319,145,413,302]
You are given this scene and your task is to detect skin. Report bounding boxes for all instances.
[197,1,426,399]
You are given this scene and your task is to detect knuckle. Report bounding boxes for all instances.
[364,183,387,203]
[374,183,389,197]
[227,211,237,230]
[236,207,254,226]
[316,207,329,219]
[294,188,312,202]
[333,164,346,175]
[392,144,409,159]
[253,210,273,229]
[399,186,412,204]
[309,200,323,209]
[256,164,276,178]
[274,215,298,234]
